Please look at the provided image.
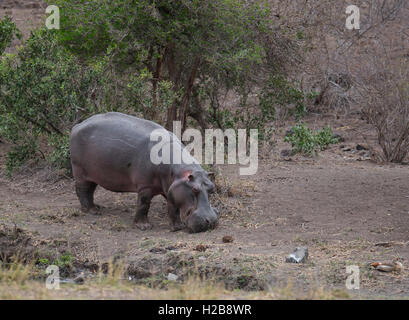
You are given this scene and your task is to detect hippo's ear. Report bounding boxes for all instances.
[167,178,187,205]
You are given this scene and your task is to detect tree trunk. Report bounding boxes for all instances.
[151,47,165,120]
[165,43,180,130]
[178,56,200,132]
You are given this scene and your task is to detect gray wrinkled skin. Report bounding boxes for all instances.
[69,112,218,233]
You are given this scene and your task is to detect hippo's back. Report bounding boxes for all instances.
[70,112,165,192]
[71,112,162,139]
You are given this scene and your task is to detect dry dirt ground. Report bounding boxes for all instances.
[1,1,409,300]
[1,111,408,299]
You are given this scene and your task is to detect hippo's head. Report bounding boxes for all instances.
[168,170,219,233]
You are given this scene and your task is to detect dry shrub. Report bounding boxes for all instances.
[355,46,409,163]
[0,256,34,285]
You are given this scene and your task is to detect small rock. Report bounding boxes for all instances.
[342,147,351,152]
[222,235,234,243]
[333,134,345,142]
[150,247,167,254]
[73,273,85,284]
[286,247,308,263]
[194,244,207,252]
[281,149,295,157]
[374,242,392,247]
[356,144,368,151]
[167,273,179,281]
[285,127,294,137]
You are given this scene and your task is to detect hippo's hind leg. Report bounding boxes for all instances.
[75,181,100,214]
[134,190,153,230]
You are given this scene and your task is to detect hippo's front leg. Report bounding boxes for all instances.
[134,190,153,230]
[168,203,184,232]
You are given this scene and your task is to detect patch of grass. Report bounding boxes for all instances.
[284,124,339,156]
[37,258,49,266]
[0,258,34,285]
[53,252,73,268]
[97,259,126,286]
[140,239,156,248]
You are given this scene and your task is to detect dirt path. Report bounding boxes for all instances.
[1,143,408,298]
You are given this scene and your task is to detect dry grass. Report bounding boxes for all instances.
[0,273,352,300]
[0,256,356,300]
[0,257,34,285]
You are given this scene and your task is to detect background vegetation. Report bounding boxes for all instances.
[0,0,407,174]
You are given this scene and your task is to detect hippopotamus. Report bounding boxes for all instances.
[69,112,218,233]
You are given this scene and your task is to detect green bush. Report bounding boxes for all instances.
[259,75,315,122]
[5,142,38,174]
[126,71,179,126]
[54,0,299,131]
[1,1,307,174]
[0,15,21,55]
[284,124,339,156]
[0,29,104,173]
[47,134,71,172]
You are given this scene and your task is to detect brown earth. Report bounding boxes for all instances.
[1,1,409,299]
[1,111,408,298]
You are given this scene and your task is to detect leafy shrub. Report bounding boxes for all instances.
[284,124,339,156]
[314,127,340,149]
[259,75,309,121]
[47,134,71,172]
[0,29,104,173]
[126,71,179,126]
[5,142,38,174]
[54,252,73,268]
[0,15,21,55]
[356,54,409,163]
[55,0,299,132]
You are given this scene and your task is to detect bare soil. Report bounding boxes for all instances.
[1,111,408,299]
[1,1,408,299]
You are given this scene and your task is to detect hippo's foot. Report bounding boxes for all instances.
[170,222,185,232]
[135,220,153,231]
[81,204,102,215]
